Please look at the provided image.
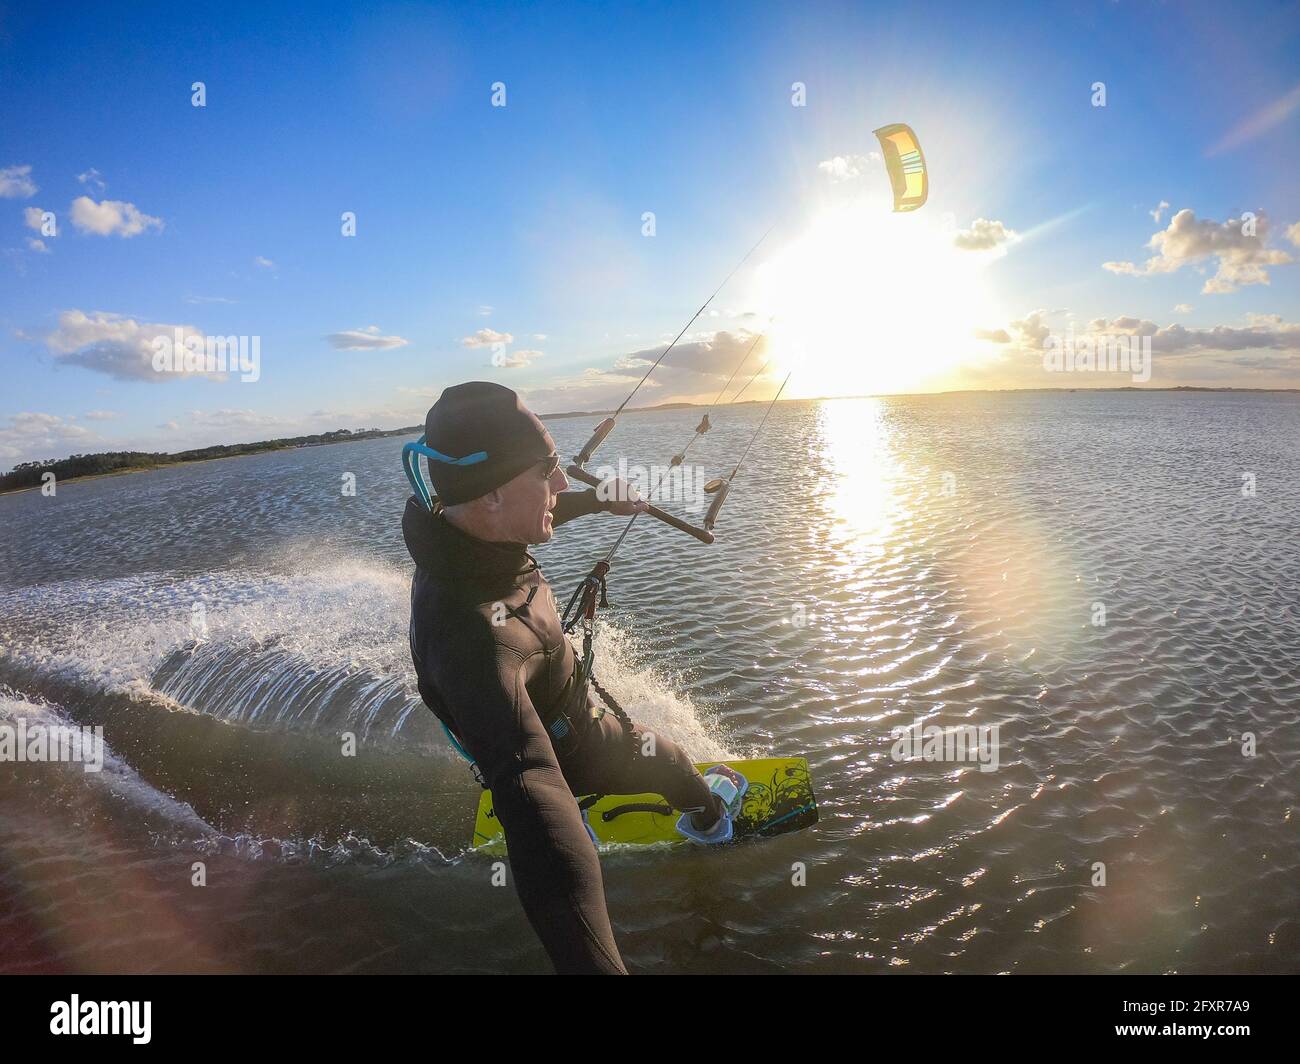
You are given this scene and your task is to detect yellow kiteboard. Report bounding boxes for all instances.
[472,757,817,850]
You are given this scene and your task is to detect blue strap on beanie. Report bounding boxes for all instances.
[422,382,555,505]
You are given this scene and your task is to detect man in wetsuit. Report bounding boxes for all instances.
[403,381,738,974]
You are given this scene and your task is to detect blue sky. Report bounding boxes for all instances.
[2,0,1298,468]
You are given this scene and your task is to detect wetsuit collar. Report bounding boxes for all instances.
[402,495,536,587]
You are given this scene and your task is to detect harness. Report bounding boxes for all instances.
[433,559,635,789]
[558,558,635,742]
[501,572,631,758]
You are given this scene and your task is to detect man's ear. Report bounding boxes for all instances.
[479,487,505,512]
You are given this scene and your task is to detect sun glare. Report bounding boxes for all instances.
[754,199,1000,398]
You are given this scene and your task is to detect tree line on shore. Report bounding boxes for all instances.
[0,427,420,493]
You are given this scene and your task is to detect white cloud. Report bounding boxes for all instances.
[954,218,1018,253]
[0,411,97,466]
[69,196,163,237]
[0,164,38,198]
[1288,221,1300,248]
[1173,303,1192,314]
[23,206,48,232]
[26,238,49,253]
[43,309,222,381]
[83,410,119,420]
[188,409,283,428]
[1103,209,1293,293]
[1144,318,1300,352]
[3,412,88,438]
[997,309,1300,357]
[254,255,275,269]
[1085,316,1159,336]
[817,153,879,183]
[1150,200,1170,224]
[1201,266,1275,295]
[494,348,543,368]
[951,309,1300,391]
[327,325,410,350]
[461,328,513,348]
[1009,309,1053,348]
[77,168,107,195]
[518,329,773,413]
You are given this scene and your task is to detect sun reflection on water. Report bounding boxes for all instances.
[814,398,906,550]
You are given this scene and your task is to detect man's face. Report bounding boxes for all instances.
[496,449,568,544]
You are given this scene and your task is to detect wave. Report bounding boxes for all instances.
[0,558,733,855]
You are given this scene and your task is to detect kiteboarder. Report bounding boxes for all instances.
[403,381,744,975]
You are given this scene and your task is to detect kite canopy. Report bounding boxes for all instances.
[873,123,928,212]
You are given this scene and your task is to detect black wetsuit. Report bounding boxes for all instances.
[403,490,715,974]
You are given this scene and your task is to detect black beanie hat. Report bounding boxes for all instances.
[423,382,555,505]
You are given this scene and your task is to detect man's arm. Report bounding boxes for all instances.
[553,480,647,526]
[552,488,606,527]
[424,624,627,974]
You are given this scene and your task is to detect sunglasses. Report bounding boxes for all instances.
[536,452,561,479]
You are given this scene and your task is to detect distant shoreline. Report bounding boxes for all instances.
[0,426,420,496]
[3,386,1295,495]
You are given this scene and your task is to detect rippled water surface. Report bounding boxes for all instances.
[2,391,1297,973]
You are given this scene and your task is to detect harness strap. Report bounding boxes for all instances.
[440,720,486,789]
[449,556,636,788]
[589,672,633,729]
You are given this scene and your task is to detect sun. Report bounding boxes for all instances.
[753,199,1001,397]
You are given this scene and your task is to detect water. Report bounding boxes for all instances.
[1,391,1297,973]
